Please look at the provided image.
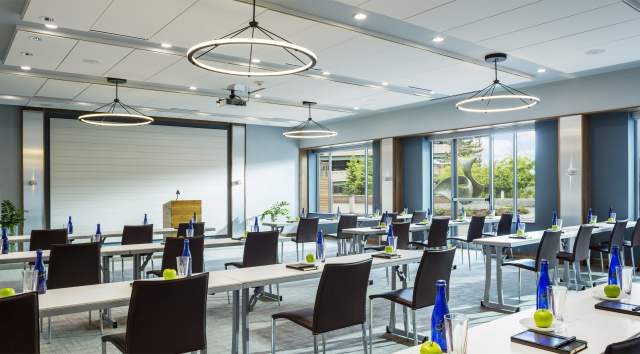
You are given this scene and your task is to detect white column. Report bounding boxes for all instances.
[558,115,583,226]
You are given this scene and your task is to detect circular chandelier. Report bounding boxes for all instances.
[456,53,540,113]
[283,101,337,139]
[78,78,153,127]
[187,0,317,77]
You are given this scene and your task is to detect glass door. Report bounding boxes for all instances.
[455,136,490,216]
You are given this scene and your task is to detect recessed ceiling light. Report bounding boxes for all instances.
[254,94,262,98]
[30,36,42,41]
[75,102,93,106]
[161,43,172,48]
[537,68,546,73]
[432,36,445,43]
[429,90,437,95]
[44,23,58,29]
[322,71,331,76]
[40,16,58,29]
[353,13,367,20]
[251,58,261,63]
[195,112,209,116]
[353,107,360,110]
[585,48,606,55]
[188,86,197,90]
[20,66,31,71]
[381,82,389,86]
[0,95,21,100]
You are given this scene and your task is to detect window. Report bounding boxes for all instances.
[316,145,373,214]
[431,128,536,221]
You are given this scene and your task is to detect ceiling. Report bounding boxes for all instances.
[0,0,638,127]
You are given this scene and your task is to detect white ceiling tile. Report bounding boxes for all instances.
[264,75,380,104]
[0,73,46,96]
[92,0,198,40]
[106,50,181,81]
[35,79,90,99]
[57,41,134,76]
[4,30,77,70]
[348,90,427,110]
[359,0,454,20]
[22,0,112,31]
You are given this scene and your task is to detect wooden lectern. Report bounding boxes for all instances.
[163,200,202,228]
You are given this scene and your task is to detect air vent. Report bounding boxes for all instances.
[623,0,640,12]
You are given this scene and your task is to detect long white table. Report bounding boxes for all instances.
[394,282,640,354]
[474,221,637,312]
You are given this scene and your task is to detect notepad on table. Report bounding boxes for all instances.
[511,330,587,354]
[286,263,319,271]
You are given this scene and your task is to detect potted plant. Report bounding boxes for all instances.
[261,201,290,222]
[1,200,25,236]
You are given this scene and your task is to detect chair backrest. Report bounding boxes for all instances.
[427,217,450,247]
[466,216,486,242]
[535,230,562,270]
[631,218,640,247]
[412,248,456,309]
[336,214,358,238]
[0,292,39,354]
[242,231,279,267]
[380,213,398,224]
[313,260,372,334]
[160,236,206,273]
[125,273,209,353]
[392,222,411,250]
[496,213,513,236]
[411,211,427,224]
[609,220,628,251]
[177,222,205,237]
[605,336,640,354]
[47,243,101,289]
[572,225,594,262]
[295,218,319,243]
[29,228,67,251]
[122,224,153,245]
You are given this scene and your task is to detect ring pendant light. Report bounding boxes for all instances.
[187,0,317,77]
[283,101,337,139]
[456,53,540,113]
[78,78,153,127]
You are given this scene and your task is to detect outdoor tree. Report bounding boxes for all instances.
[343,155,370,195]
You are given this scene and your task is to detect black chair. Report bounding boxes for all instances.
[47,242,102,341]
[364,222,411,252]
[146,236,206,278]
[380,213,398,224]
[557,225,594,289]
[326,214,358,256]
[483,213,514,258]
[118,225,154,279]
[590,220,628,272]
[605,336,640,354]
[271,259,372,354]
[0,292,40,354]
[177,222,205,237]
[224,231,280,308]
[448,215,486,269]
[410,217,450,249]
[369,248,456,347]
[101,273,209,354]
[410,211,427,224]
[291,218,319,261]
[503,230,562,301]
[623,218,640,276]
[29,228,67,251]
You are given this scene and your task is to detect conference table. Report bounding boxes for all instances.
[474,221,637,313]
[393,282,640,354]
[261,214,414,230]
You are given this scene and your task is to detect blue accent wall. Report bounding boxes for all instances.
[401,137,431,212]
[531,119,559,231]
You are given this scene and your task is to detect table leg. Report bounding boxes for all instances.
[132,255,141,280]
[480,245,519,312]
[100,255,117,328]
[241,288,250,354]
[386,264,425,341]
[232,289,239,354]
[388,265,397,330]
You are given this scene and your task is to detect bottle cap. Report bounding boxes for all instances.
[436,279,447,286]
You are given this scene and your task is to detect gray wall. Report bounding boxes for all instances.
[401,136,429,212]
[532,119,559,231]
[0,105,21,208]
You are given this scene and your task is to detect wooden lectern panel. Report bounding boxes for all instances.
[163,200,202,228]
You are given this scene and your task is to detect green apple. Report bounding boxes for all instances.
[534,309,553,328]
[305,253,315,264]
[0,288,16,298]
[551,225,560,231]
[604,284,621,298]
[517,229,525,237]
[163,268,177,280]
[384,245,394,254]
[420,340,443,354]
[379,222,386,229]
[608,217,615,223]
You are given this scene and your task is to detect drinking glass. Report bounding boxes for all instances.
[392,236,398,252]
[444,313,468,354]
[517,222,526,236]
[403,208,408,215]
[590,215,598,225]
[176,256,190,277]
[22,269,37,293]
[547,285,568,322]
[619,266,633,295]
[611,212,617,221]
[555,218,563,229]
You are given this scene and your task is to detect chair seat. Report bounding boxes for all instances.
[447,237,468,243]
[556,251,574,262]
[146,269,162,278]
[225,261,244,269]
[502,258,536,271]
[102,333,126,353]
[369,288,414,308]
[325,233,338,238]
[589,243,610,254]
[272,307,314,332]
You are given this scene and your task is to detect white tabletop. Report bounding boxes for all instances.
[394,283,640,354]
[262,219,337,228]
[342,224,430,235]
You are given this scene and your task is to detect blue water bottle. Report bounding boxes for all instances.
[253,216,259,232]
[431,280,449,351]
[1,227,8,254]
[193,211,197,223]
[609,245,621,285]
[316,230,325,262]
[427,208,432,222]
[186,220,194,237]
[537,259,551,309]
[143,213,148,225]
[182,238,192,276]
[35,249,47,294]
[387,224,394,250]
[301,208,305,218]
[609,207,613,219]
[93,223,102,243]
[586,208,592,224]
[336,206,340,219]
[460,206,465,219]
[551,210,558,227]
[67,216,73,234]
